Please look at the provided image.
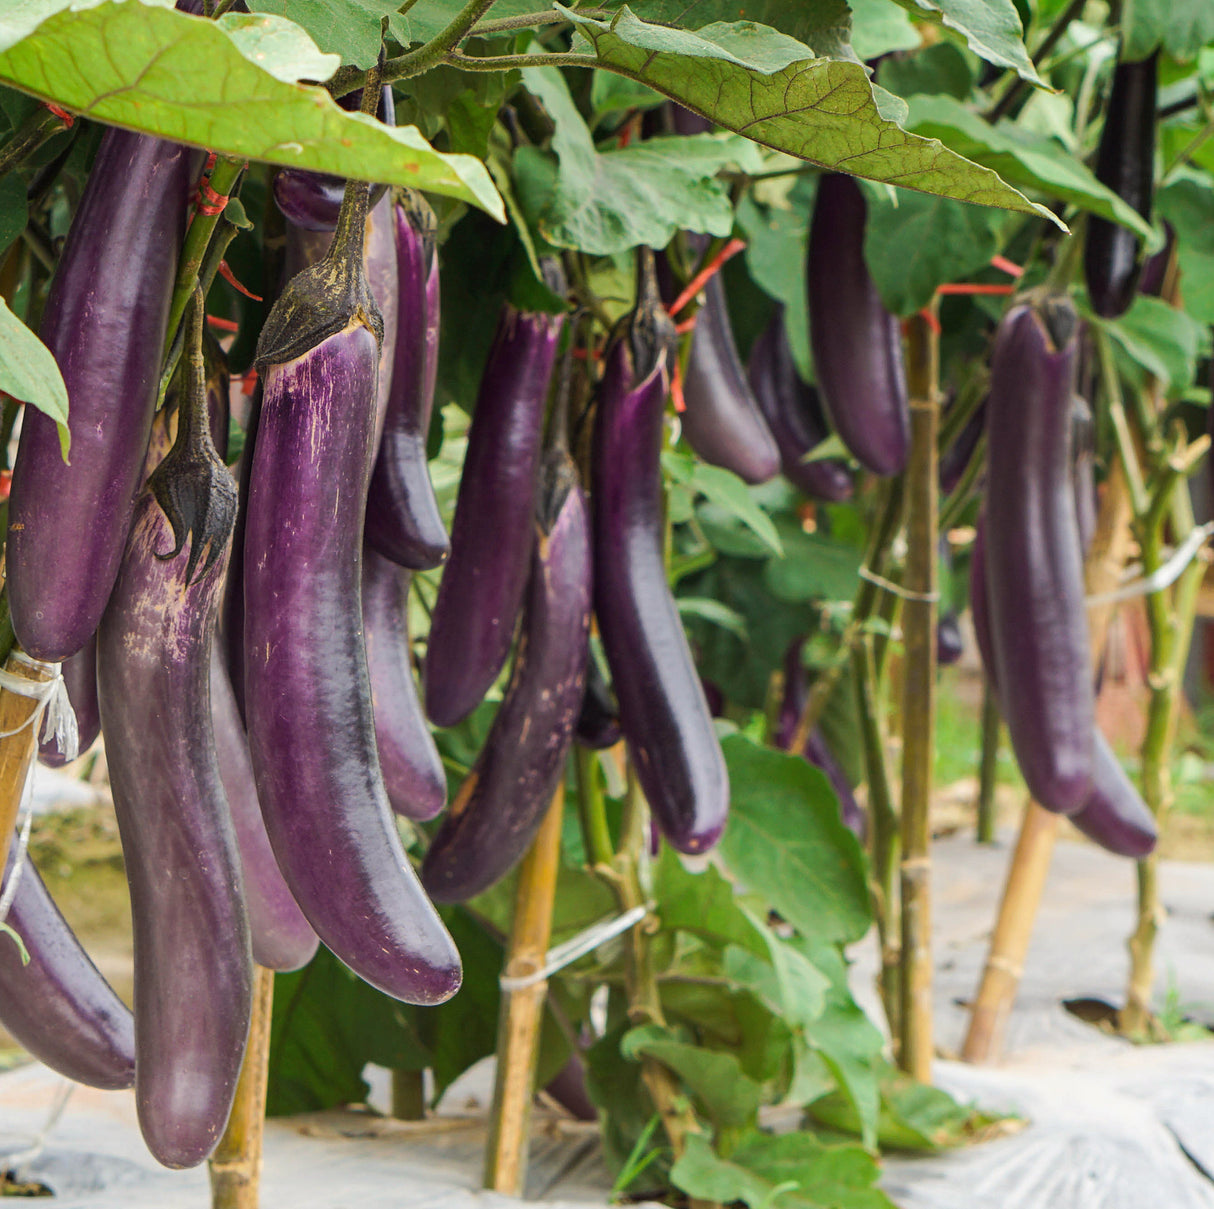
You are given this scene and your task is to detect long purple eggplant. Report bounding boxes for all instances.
[37,635,99,768]
[938,397,986,496]
[7,130,192,662]
[245,178,460,1005]
[984,297,1093,814]
[593,260,729,853]
[807,173,909,478]
[363,546,446,821]
[0,850,134,1090]
[424,279,565,729]
[576,652,621,750]
[748,308,853,501]
[422,451,591,902]
[364,191,449,569]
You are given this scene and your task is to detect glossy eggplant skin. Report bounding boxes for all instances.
[244,325,460,1005]
[424,298,565,728]
[593,288,729,854]
[210,648,318,972]
[422,452,591,902]
[807,173,909,478]
[576,651,622,750]
[0,849,134,1090]
[7,131,191,661]
[1084,53,1158,320]
[97,492,251,1169]
[748,308,853,501]
[364,192,449,569]
[938,398,986,497]
[273,171,345,231]
[37,635,99,768]
[362,546,446,822]
[984,299,1093,814]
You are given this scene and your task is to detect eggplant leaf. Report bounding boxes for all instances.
[245,0,408,68]
[663,451,783,556]
[0,1,504,218]
[1157,177,1214,325]
[0,298,69,459]
[891,0,1041,86]
[1121,0,1214,63]
[1095,295,1205,391]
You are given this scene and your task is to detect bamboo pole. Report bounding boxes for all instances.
[975,682,1001,844]
[897,307,940,1082]
[209,965,275,1209]
[0,651,56,874]
[484,783,566,1196]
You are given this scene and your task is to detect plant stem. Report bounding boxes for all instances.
[575,745,615,869]
[976,681,1001,844]
[983,0,1087,122]
[472,6,610,34]
[938,432,987,535]
[441,50,598,74]
[0,105,71,181]
[391,1069,426,1119]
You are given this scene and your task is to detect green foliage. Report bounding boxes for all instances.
[0,297,69,457]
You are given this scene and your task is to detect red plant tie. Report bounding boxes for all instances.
[197,178,230,218]
[670,355,687,413]
[667,237,747,319]
[217,260,263,301]
[206,315,240,333]
[935,283,1015,296]
[989,254,1024,278]
[43,103,74,128]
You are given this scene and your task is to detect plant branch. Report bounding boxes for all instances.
[983,0,1087,123]
[441,50,598,74]
[472,6,610,34]
[0,104,72,181]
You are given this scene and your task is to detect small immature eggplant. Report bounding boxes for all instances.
[807,173,909,477]
[37,635,99,768]
[422,450,591,902]
[424,275,566,728]
[575,650,621,750]
[363,546,446,821]
[593,258,729,853]
[0,850,134,1090]
[7,130,192,662]
[936,612,964,667]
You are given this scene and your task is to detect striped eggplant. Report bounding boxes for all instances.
[422,450,591,902]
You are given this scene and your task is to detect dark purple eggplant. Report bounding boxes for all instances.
[1137,220,1174,298]
[807,173,909,478]
[245,178,460,1005]
[593,260,729,853]
[575,649,621,749]
[210,648,318,972]
[936,612,964,667]
[984,297,1093,814]
[1084,52,1158,319]
[0,849,134,1090]
[747,308,853,500]
[938,397,987,497]
[364,190,449,569]
[422,451,591,902]
[424,279,565,729]
[1072,393,1098,556]
[363,546,446,822]
[7,130,192,662]
[37,635,99,768]
[543,1050,597,1121]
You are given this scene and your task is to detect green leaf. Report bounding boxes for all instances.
[560,6,1060,223]
[719,734,870,945]
[676,596,748,639]
[0,173,27,258]
[1157,177,1214,325]
[1123,0,1214,62]
[848,0,920,61]
[0,1,503,218]
[664,450,784,556]
[396,0,539,44]
[1095,293,1204,390]
[878,40,975,101]
[763,519,863,604]
[722,926,830,1029]
[245,0,405,68]
[654,844,770,955]
[892,0,1041,85]
[0,296,69,458]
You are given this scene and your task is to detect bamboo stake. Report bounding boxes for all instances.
[0,651,56,874]
[962,462,1134,1063]
[897,307,940,1082]
[975,682,1001,844]
[209,965,275,1209]
[484,783,566,1196]
[391,1069,426,1120]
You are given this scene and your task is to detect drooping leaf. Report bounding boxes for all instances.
[653,844,770,956]
[878,40,975,102]
[676,596,749,639]
[246,0,406,68]
[763,518,863,604]
[664,450,784,556]
[1122,0,1214,63]
[847,0,920,61]
[892,0,1041,85]
[0,296,69,458]
[1095,293,1204,390]
[1157,177,1214,324]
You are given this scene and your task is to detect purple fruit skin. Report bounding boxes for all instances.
[37,635,99,768]
[424,303,564,728]
[422,456,591,902]
[97,493,252,1168]
[936,612,964,667]
[0,849,134,1090]
[244,325,460,1005]
[365,195,449,569]
[8,130,192,661]
[1137,221,1173,299]
[1072,394,1098,557]
[210,647,318,972]
[273,171,345,230]
[807,174,909,478]
[544,1050,597,1121]
[363,546,447,822]
[593,334,729,854]
[575,655,621,750]
[748,309,853,501]
[984,303,1093,814]
[938,398,986,497]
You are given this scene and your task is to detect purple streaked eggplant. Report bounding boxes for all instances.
[364,190,449,569]
[245,176,460,1005]
[807,173,909,478]
[422,451,591,902]
[575,649,621,750]
[37,635,99,768]
[210,648,318,972]
[938,397,986,497]
[424,273,566,729]
[363,545,446,821]
[0,849,134,1090]
[593,258,728,854]
[747,308,853,501]
[7,130,192,662]
[984,296,1093,814]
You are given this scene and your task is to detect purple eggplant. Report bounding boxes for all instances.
[245,178,460,1005]
[936,612,964,667]
[593,259,729,854]
[1137,221,1173,299]
[807,173,909,478]
[37,635,99,768]
[363,546,446,822]
[7,130,192,662]
[938,397,986,497]
[747,308,853,501]
[1072,393,1098,556]
[424,278,565,729]
[273,171,345,231]
[364,191,449,569]
[575,651,622,750]
[984,297,1093,814]
[0,850,134,1090]
[421,451,591,902]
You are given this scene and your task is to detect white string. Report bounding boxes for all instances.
[499,904,651,992]
[1086,522,1214,608]
[2,1078,74,1175]
[858,565,940,603]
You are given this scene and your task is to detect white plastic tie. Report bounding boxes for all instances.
[1086,522,1214,608]
[499,904,651,992]
[858,564,940,603]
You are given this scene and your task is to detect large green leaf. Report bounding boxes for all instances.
[763,518,863,604]
[653,844,770,956]
[664,450,784,556]
[1094,293,1205,391]
[892,0,1040,85]
[1122,0,1214,62]
[246,0,407,68]
[1158,177,1214,325]
[0,297,69,458]
[0,1,503,217]
[559,6,1059,222]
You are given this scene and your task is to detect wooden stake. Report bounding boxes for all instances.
[210,965,275,1209]
[0,651,56,873]
[484,783,565,1196]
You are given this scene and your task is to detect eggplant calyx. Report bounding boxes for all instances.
[537,449,580,536]
[628,249,677,385]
